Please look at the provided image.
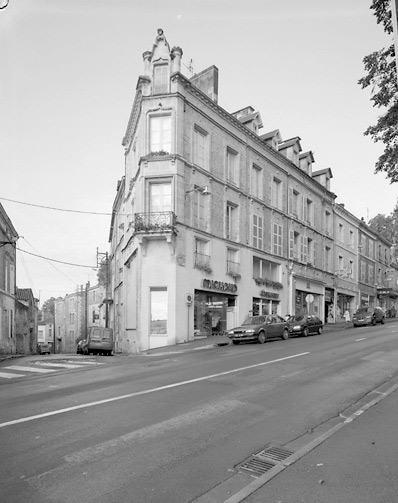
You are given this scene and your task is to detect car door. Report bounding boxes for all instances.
[306,315,315,334]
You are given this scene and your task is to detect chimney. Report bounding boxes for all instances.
[190,65,219,103]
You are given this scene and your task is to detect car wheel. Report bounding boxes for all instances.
[318,326,323,335]
[232,340,240,345]
[281,329,289,340]
[372,318,376,326]
[258,332,266,344]
[303,327,309,337]
[381,317,385,324]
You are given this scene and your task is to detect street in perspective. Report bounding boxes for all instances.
[1,320,398,503]
[2,2,398,503]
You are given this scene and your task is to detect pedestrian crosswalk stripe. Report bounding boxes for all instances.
[0,372,25,379]
[53,360,104,366]
[33,362,84,369]
[4,365,56,374]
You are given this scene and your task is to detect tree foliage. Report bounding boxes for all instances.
[359,0,398,182]
[97,259,109,286]
[368,197,398,242]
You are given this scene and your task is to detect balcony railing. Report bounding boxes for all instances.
[134,212,177,234]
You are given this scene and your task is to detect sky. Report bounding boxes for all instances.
[1,0,397,305]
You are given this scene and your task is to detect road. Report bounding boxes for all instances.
[1,322,398,503]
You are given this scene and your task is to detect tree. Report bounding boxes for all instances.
[359,0,398,182]
[97,258,109,287]
[368,197,398,242]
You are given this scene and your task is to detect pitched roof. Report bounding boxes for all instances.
[278,137,302,150]
[16,288,34,301]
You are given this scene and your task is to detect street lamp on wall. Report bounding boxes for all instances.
[184,186,211,198]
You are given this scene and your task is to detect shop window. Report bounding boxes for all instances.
[194,292,233,336]
[252,297,279,316]
[150,288,167,334]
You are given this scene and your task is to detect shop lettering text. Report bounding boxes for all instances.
[203,279,238,293]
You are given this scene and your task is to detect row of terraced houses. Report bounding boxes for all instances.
[106,29,398,353]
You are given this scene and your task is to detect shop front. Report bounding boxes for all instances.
[377,288,398,317]
[358,283,376,309]
[194,279,238,336]
[294,278,323,320]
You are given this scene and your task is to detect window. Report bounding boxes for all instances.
[153,65,168,94]
[252,213,263,250]
[227,248,239,275]
[325,211,331,236]
[288,188,300,217]
[226,203,238,241]
[273,223,283,256]
[349,230,354,247]
[149,182,171,212]
[338,255,344,273]
[193,190,209,231]
[307,238,315,266]
[338,224,344,242]
[360,260,366,282]
[304,198,313,225]
[300,235,308,263]
[193,126,208,168]
[369,240,374,260]
[4,255,14,294]
[150,288,167,334]
[253,257,280,282]
[325,246,331,272]
[226,148,238,184]
[251,164,263,199]
[349,260,354,278]
[150,115,171,153]
[272,178,283,210]
[195,238,210,269]
[368,264,374,284]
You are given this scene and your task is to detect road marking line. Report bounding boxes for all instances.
[355,338,367,342]
[58,360,103,365]
[0,351,309,428]
[0,371,25,379]
[4,365,56,374]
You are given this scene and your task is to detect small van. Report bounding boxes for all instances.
[83,327,114,356]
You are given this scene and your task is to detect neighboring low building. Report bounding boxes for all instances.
[38,322,54,351]
[54,283,106,353]
[0,202,18,355]
[15,288,39,354]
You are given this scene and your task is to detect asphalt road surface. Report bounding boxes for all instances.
[1,321,398,503]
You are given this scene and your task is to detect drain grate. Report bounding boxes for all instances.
[255,445,294,463]
[238,457,276,477]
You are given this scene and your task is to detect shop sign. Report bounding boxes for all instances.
[260,290,279,299]
[203,279,238,293]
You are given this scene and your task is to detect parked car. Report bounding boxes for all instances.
[76,339,86,354]
[288,314,323,337]
[352,307,385,327]
[227,314,289,345]
[37,343,51,355]
[82,327,114,355]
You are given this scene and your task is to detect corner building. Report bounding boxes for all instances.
[109,30,339,353]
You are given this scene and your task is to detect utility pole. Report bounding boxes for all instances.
[97,248,109,328]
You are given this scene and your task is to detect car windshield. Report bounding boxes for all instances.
[355,308,370,315]
[242,316,265,326]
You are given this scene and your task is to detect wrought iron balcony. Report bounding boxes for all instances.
[134,211,177,234]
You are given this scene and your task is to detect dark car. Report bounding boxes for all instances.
[227,314,289,345]
[288,314,323,337]
[37,343,51,355]
[352,307,385,327]
[76,340,86,354]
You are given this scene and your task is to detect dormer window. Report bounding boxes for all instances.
[153,64,168,94]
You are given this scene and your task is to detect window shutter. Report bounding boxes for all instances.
[289,230,294,259]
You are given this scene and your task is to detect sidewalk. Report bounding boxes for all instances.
[237,377,398,503]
